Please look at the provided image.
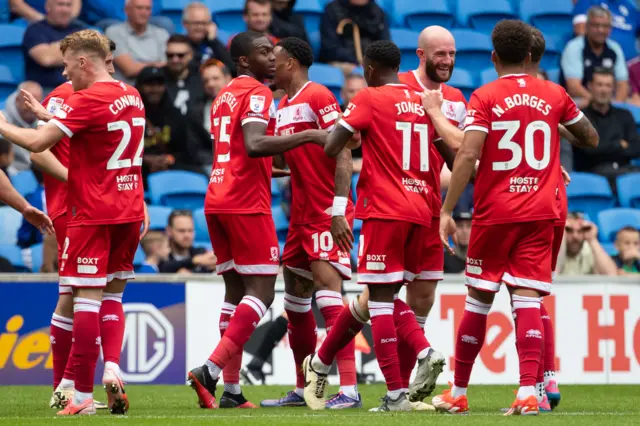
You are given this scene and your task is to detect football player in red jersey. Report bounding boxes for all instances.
[187,32,327,410]
[302,40,443,412]
[0,30,147,416]
[249,37,360,409]
[432,20,598,415]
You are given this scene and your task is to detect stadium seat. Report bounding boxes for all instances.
[350,218,363,263]
[309,63,344,103]
[308,31,321,60]
[566,172,615,223]
[148,170,209,210]
[546,68,560,84]
[600,242,617,256]
[392,0,456,31]
[616,173,640,208]
[540,35,562,71]
[614,102,640,127]
[391,28,420,72]
[448,68,475,101]
[455,0,517,32]
[294,0,323,33]
[193,207,209,242]
[211,0,246,34]
[480,66,498,86]
[0,65,17,100]
[10,170,38,196]
[160,0,190,33]
[519,0,573,40]
[450,29,493,71]
[271,178,282,206]
[351,173,359,201]
[133,245,145,270]
[0,24,25,82]
[147,205,173,231]
[598,208,640,242]
[30,242,43,272]
[217,29,232,46]
[0,0,8,23]
[0,244,28,272]
[0,207,22,245]
[272,205,290,241]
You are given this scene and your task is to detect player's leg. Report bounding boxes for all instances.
[544,224,564,409]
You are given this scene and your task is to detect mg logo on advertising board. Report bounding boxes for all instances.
[121,303,174,383]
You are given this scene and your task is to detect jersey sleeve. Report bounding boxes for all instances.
[311,87,341,130]
[39,85,72,127]
[240,85,274,126]
[338,88,372,133]
[48,91,93,137]
[463,90,490,133]
[559,87,584,126]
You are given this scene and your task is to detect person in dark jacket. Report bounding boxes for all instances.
[319,0,390,74]
[270,0,309,43]
[163,34,207,117]
[159,210,216,273]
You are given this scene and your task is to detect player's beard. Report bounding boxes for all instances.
[425,58,453,84]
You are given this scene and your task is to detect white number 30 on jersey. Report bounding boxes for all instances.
[107,118,145,170]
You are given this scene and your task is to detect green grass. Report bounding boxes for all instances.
[0,384,639,425]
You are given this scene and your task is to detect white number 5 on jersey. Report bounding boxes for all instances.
[106,118,145,170]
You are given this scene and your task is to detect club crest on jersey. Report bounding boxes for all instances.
[517,78,526,87]
[270,247,279,262]
[293,106,303,121]
[46,97,64,114]
[250,95,265,113]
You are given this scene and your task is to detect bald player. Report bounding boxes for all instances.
[396,25,467,404]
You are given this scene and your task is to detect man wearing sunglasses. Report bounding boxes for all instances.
[164,34,207,118]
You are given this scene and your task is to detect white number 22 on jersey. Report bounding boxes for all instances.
[492,120,551,171]
[396,122,429,171]
[106,118,145,170]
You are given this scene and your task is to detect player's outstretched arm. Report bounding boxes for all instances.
[331,148,354,252]
[21,89,53,122]
[564,116,599,149]
[324,124,354,157]
[30,150,67,182]
[0,170,54,234]
[0,116,64,153]
[243,122,327,157]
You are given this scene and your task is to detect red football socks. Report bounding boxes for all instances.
[453,295,491,388]
[369,301,402,392]
[540,302,556,372]
[220,303,242,386]
[72,298,102,393]
[100,292,125,365]
[513,295,543,387]
[394,297,429,389]
[284,293,316,389]
[317,300,366,366]
[50,313,73,389]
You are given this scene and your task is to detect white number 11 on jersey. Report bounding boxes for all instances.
[396,121,429,171]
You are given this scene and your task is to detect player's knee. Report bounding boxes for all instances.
[55,294,74,318]
[468,287,494,305]
[105,278,127,294]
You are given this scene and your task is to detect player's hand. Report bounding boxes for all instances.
[21,89,51,122]
[345,131,361,150]
[421,89,444,113]
[439,210,457,255]
[22,205,54,234]
[140,202,150,240]
[193,251,217,268]
[306,129,328,146]
[331,216,354,253]
[561,166,571,186]
[0,111,6,124]
[207,22,218,40]
[582,221,598,242]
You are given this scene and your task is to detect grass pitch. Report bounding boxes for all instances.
[0,384,638,425]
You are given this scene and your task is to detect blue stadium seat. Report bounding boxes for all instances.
[350,218,363,264]
[566,172,615,222]
[0,0,9,23]
[0,244,28,272]
[0,207,22,245]
[308,31,321,60]
[148,170,209,210]
[450,29,493,71]
[271,178,282,206]
[598,208,640,242]
[147,205,173,231]
[0,24,25,82]
[519,0,573,40]
[160,0,190,33]
[614,102,640,126]
[211,0,246,34]
[546,68,560,84]
[272,205,290,241]
[601,242,617,256]
[193,207,209,242]
[448,68,475,101]
[133,245,145,269]
[309,63,344,103]
[30,242,43,272]
[0,65,17,100]
[480,67,498,86]
[351,173,359,201]
[616,173,640,208]
[391,28,420,72]
[217,29,232,46]
[10,170,38,196]
[455,0,517,32]
[294,0,323,33]
[392,0,455,31]
[540,35,562,71]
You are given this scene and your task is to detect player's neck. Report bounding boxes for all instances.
[284,72,308,99]
[497,66,527,77]
[238,68,258,81]
[415,67,440,91]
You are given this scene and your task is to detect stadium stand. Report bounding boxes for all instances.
[147,205,174,231]
[308,63,344,103]
[272,205,290,242]
[148,170,209,211]
[0,207,22,245]
[392,0,456,31]
[450,29,493,71]
[598,208,640,242]
[0,24,25,83]
[617,173,640,208]
[29,242,43,272]
[567,172,616,223]
[160,0,191,34]
[210,0,247,34]
[193,207,210,244]
[518,0,573,40]
[455,0,518,33]
[448,68,475,101]
[0,65,17,101]
[0,244,28,271]
[10,170,38,197]
[391,28,421,72]
[294,0,324,34]
[271,178,282,206]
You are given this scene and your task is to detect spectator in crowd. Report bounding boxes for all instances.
[612,226,640,275]
[0,82,43,172]
[227,0,278,47]
[270,0,309,43]
[574,68,640,185]
[560,6,628,106]
[138,230,170,273]
[158,210,216,273]
[0,139,17,177]
[339,73,366,172]
[182,2,235,73]
[164,35,206,117]
[106,0,169,85]
[319,0,390,75]
[10,0,80,23]
[136,66,210,184]
[557,212,618,276]
[572,0,639,63]
[201,59,231,131]
[443,206,472,273]
[22,0,85,92]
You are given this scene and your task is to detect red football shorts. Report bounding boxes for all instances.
[418,217,445,281]
[282,215,353,281]
[465,220,554,295]
[59,222,141,288]
[53,215,72,295]
[551,224,565,279]
[206,213,279,276]
[357,219,433,285]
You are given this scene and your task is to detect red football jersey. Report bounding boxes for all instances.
[340,84,437,226]
[557,170,568,225]
[398,70,467,216]
[49,81,145,227]
[276,81,353,224]
[464,74,582,225]
[39,82,73,222]
[205,75,276,215]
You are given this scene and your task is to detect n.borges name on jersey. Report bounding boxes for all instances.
[491,93,552,118]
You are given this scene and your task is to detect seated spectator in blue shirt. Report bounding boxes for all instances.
[22,0,84,92]
[573,0,639,64]
[138,231,170,273]
[561,5,629,106]
[9,0,80,23]
[612,226,640,275]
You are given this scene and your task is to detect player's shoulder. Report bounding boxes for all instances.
[306,81,334,98]
[441,83,467,103]
[48,81,74,99]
